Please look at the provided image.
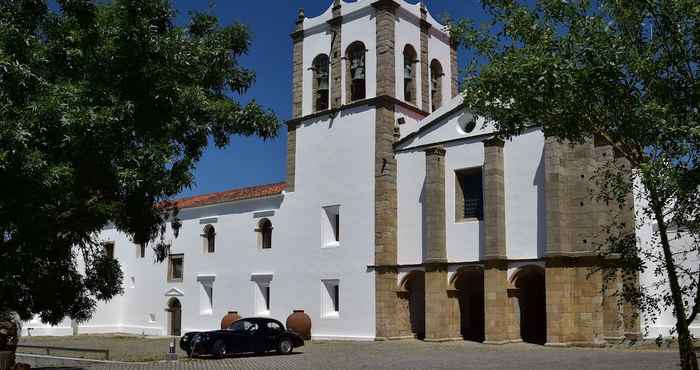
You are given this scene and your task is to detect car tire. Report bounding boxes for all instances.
[213,339,227,359]
[277,338,293,355]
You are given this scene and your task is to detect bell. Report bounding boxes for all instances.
[350,55,365,81]
[317,78,329,91]
[404,63,413,79]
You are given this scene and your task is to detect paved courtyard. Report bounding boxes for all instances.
[18,339,684,370]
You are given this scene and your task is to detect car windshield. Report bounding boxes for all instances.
[229,320,258,332]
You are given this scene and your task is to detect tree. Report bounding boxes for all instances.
[0,0,277,359]
[452,0,698,368]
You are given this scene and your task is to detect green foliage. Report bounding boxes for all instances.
[0,0,277,325]
[453,0,698,367]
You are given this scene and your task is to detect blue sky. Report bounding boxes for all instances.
[172,0,489,198]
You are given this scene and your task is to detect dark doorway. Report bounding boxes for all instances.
[515,266,546,344]
[405,271,425,339]
[455,268,485,342]
[168,298,182,336]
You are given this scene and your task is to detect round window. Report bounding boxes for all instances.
[458,115,477,134]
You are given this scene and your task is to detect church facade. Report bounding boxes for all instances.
[24,0,699,345]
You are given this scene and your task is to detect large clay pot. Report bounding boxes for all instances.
[220,311,241,329]
[286,310,311,340]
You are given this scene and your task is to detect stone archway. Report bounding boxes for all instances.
[401,271,425,339]
[453,268,485,342]
[513,266,546,344]
[167,297,182,336]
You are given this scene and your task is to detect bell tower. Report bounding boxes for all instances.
[286,0,458,340]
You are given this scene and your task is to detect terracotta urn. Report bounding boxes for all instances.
[220,311,241,329]
[286,310,311,340]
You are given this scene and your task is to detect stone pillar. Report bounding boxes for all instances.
[291,9,304,118]
[373,0,399,98]
[483,138,506,259]
[424,264,455,341]
[483,261,516,344]
[373,99,400,339]
[329,1,343,109]
[288,10,304,193]
[424,146,447,264]
[419,4,430,112]
[543,136,567,256]
[286,123,297,192]
[445,16,459,98]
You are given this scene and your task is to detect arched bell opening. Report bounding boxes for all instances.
[512,265,546,345]
[453,267,485,342]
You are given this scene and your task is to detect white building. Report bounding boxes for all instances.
[24,0,699,344]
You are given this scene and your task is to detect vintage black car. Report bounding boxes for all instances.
[179,317,304,358]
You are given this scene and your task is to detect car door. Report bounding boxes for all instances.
[245,321,266,353]
[263,320,284,350]
[226,320,252,353]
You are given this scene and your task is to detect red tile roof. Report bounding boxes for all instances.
[171,182,286,209]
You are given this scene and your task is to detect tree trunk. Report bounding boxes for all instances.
[648,189,699,370]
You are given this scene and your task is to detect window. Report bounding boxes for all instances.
[346,41,366,102]
[103,242,115,259]
[138,243,146,258]
[252,274,272,315]
[322,205,341,247]
[430,60,444,112]
[455,168,484,221]
[202,225,215,253]
[230,320,259,333]
[403,45,417,104]
[257,218,273,249]
[312,54,330,112]
[198,275,215,315]
[266,321,282,332]
[322,279,340,317]
[168,254,184,282]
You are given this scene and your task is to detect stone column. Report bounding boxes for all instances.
[483,138,506,260]
[424,146,447,263]
[291,9,304,118]
[422,146,457,341]
[483,261,516,344]
[329,1,343,109]
[288,10,304,193]
[373,100,400,340]
[446,16,459,98]
[373,0,399,98]
[286,123,297,192]
[419,4,430,112]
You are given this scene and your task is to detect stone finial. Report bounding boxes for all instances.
[333,0,341,8]
[297,8,305,23]
[442,13,452,26]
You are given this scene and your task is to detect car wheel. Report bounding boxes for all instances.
[213,339,227,358]
[277,338,293,355]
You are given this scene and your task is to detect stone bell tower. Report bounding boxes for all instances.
[286,0,458,340]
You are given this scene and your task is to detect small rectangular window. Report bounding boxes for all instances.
[333,284,340,312]
[168,254,184,282]
[322,205,341,247]
[322,279,340,318]
[265,286,270,311]
[252,275,272,315]
[455,168,484,222]
[138,244,146,259]
[103,242,115,259]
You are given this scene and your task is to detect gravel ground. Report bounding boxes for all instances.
[17,335,685,369]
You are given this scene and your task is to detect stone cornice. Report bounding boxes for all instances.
[290,29,304,41]
[483,137,505,147]
[285,95,429,127]
[371,0,400,11]
[424,146,446,157]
